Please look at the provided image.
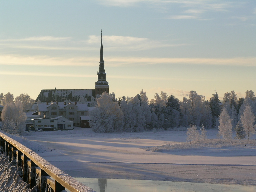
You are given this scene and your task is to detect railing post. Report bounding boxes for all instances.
[55,180,65,192]
[21,153,28,182]
[0,137,4,154]
[27,159,37,188]
[8,145,13,162]
[36,167,48,192]
[16,150,22,167]
[11,147,17,162]
[4,140,7,156]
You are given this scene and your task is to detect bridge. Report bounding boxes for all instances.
[0,132,94,192]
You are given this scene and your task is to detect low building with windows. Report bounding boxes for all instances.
[33,116,73,131]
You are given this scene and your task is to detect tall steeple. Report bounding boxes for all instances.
[99,29,105,74]
[95,30,109,97]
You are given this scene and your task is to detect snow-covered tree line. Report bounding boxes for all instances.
[90,90,256,136]
[0,92,33,135]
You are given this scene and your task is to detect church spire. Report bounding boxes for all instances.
[95,30,109,97]
[101,29,102,47]
[100,29,104,63]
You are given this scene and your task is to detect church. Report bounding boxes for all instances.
[36,30,109,103]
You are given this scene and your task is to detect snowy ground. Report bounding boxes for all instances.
[18,128,256,187]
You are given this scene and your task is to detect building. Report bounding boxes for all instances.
[31,30,110,128]
[36,100,94,127]
[36,30,109,103]
[32,116,73,131]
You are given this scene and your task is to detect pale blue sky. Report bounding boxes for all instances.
[0,0,256,100]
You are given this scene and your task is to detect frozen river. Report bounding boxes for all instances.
[75,178,256,192]
[21,127,256,191]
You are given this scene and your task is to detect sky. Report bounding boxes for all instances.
[0,0,256,101]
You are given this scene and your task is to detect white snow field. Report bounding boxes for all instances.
[20,128,256,190]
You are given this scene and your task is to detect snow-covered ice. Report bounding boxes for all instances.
[14,127,256,187]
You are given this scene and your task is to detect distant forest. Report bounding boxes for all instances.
[90,90,256,133]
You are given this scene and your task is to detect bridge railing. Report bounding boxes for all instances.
[0,132,94,192]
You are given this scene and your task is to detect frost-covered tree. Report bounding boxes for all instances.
[245,90,255,100]
[150,92,168,129]
[218,107,233,140]
[140,90,152,128]
[0,93,3,104]
[128,95,146,131]
[180,97,191,127]
[200,102,212,129]
[90,92,123,132]
[180,91,210,128]
[2,92,14,106]
[120,97,133,131]
[240,105,255,140]
[189,91,203,126]
[200,125,207,141]
[223,91,238,129]
[187,125,200,143]
[1,101,27,135]
[15,93,35,112]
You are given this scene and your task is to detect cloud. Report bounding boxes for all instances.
[0,43,96,51]
[96,0,146,7]
[1,54,256,67]
[107,57,256,67]
[232,16,248,22]
[0,36,71,42]
[0,55,98,67]
[184,9,204,14]
[97,0,232,12]
[1,35,177,51]
[87,35,179,50]
[0,71,95,78]
[87,35,148,45]
[168,15,198,20]
[254,8,256,14]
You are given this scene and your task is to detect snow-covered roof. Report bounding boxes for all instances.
[77,103,88,111]
[88,107,95,111]
[38,103,49,111]
[80,116,91,120]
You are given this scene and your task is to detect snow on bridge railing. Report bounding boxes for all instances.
[0,132,94,192]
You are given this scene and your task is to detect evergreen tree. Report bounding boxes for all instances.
[166,95,181,128]
[209,93,221,128]
[235,122,246,139]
